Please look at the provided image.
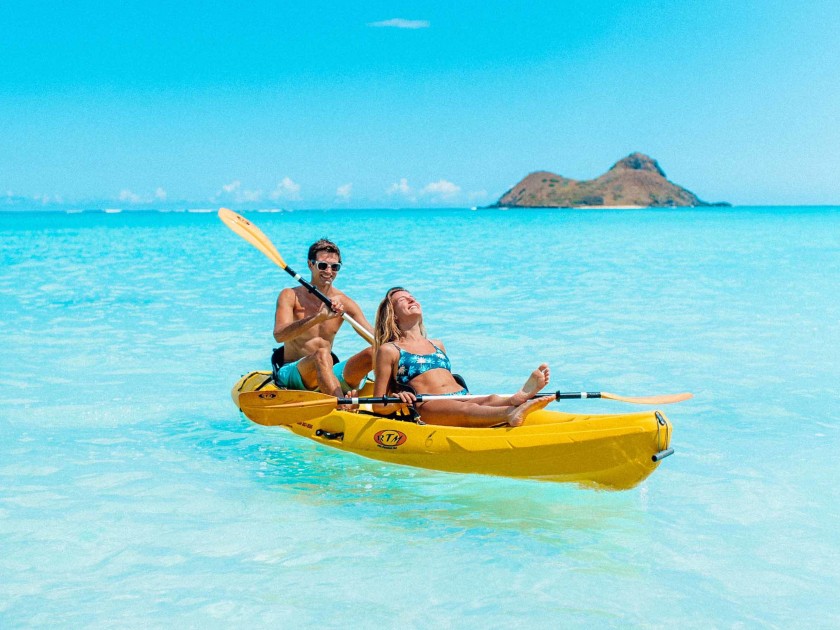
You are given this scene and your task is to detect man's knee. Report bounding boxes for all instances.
[313,347,334,369]
[357,346,374,366]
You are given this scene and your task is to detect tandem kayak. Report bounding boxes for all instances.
[231,371,674,490]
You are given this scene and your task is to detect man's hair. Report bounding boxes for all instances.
[308,238,341,263]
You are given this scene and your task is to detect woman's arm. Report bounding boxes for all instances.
[373,344,415,414]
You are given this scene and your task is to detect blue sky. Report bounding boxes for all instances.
[3,0,839,208]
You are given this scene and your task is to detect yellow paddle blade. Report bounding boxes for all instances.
[218,208,288,270]
[237,389,338,425]
[600,391,693,405]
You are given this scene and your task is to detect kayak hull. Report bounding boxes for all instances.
[231,371,673,490]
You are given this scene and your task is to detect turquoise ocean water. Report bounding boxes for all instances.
[1,207,838,627]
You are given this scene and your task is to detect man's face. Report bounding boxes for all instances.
[309,252,341,285]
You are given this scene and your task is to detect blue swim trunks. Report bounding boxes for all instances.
[275,358,368,393]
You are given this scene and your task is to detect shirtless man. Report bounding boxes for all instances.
[272,239,374,397]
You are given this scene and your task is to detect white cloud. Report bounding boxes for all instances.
[368,18,430,29]
[386,178,417,203]
[421,179,461,200]
[31,193,63,205]
[335,183,353,202]
[214,180,265,203]
[114,188,170,205]
[269,177,301,201]
[387,178,412,195]
[119,189,142,203]
[1,191,64,206]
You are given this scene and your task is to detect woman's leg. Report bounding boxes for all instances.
[463,364,551,408]
[418,396,551,427]
[508,364,550,406]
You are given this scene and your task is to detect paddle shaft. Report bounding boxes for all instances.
[333,392,591,404]
[336,391,691,405]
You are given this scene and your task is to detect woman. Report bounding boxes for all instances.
[372,287,552,427]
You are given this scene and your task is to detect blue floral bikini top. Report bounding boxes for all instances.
[392,341,452,385]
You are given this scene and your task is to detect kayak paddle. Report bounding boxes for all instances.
[237,389,693,425]
[218,208,374,344]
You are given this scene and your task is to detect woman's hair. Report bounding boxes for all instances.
[374,286,425,349]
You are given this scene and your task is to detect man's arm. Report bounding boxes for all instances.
[273,288,335,343]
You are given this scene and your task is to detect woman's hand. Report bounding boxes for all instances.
[394,391,416,406]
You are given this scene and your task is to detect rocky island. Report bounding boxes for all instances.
[491,152,729,208]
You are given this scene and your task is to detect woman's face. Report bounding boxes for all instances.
[390,290,422,321]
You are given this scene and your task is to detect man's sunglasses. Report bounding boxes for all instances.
[311,260,342,272]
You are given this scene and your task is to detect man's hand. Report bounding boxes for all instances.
[338,389,359,411]
[318,298,345,321]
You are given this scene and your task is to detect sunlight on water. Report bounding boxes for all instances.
[1,207,838,626]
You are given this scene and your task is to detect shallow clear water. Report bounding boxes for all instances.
[1,207,838,626]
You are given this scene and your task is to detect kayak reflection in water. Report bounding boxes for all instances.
[372,287,552,427]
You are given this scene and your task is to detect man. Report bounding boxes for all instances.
[272,238,373,397]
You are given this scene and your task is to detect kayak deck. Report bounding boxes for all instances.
[231,371,673,490]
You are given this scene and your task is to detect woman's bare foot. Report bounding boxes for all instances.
[507,396,552,427]
[508,363,550,406]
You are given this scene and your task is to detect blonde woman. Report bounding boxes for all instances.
[373,287,552,427]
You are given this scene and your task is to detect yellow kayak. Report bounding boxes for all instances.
[231,371,674,490]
